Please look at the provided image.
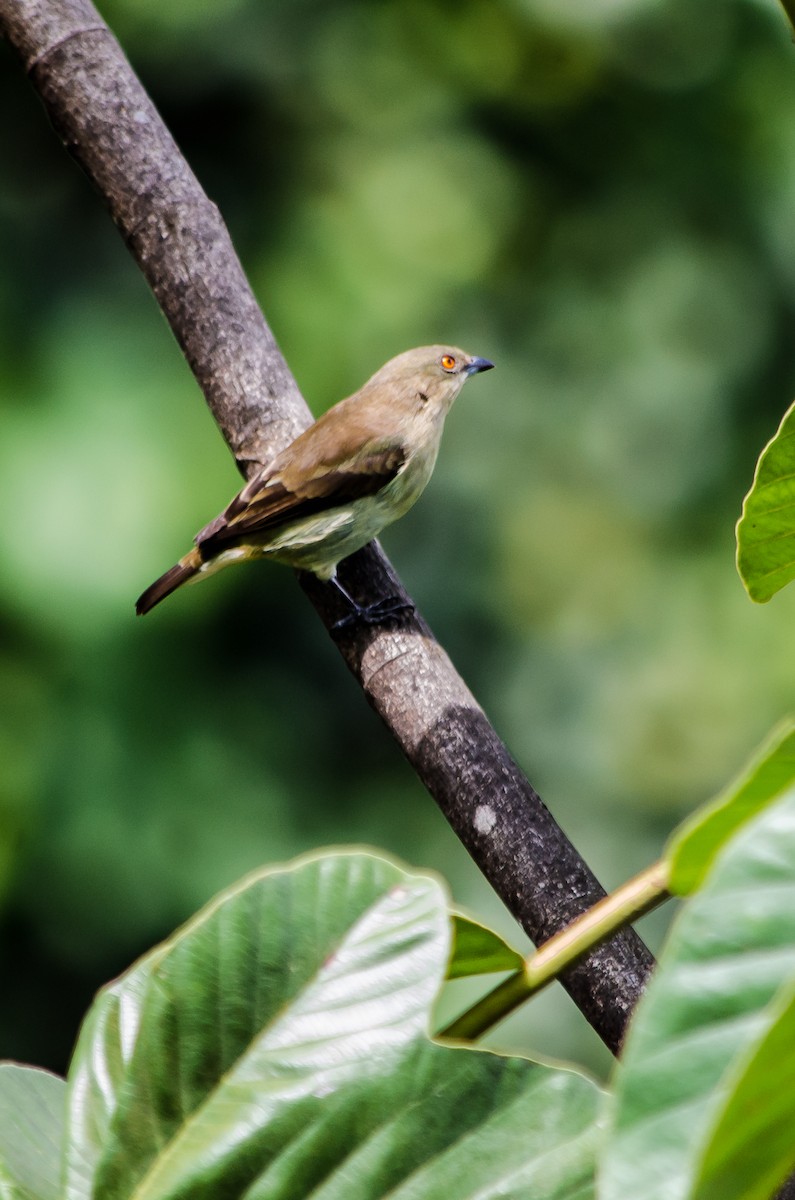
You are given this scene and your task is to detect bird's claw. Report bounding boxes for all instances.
[331,595,414,633]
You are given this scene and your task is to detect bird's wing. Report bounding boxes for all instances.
[195,414,407,553]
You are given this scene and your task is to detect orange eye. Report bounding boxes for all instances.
[441,354,456,371]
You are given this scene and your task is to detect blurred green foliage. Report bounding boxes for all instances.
[2,0,795,1077]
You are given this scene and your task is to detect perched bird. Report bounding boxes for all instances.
[136,345,494,623]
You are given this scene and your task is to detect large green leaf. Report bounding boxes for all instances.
[667,717,795,894]
[599,788,795,1200]
[0,1064,65,1200]
[691,975,795,1200]
[66,850,602,1200]
[448,913,524,978]
[736,398,795,602]
[65,948,166,1198]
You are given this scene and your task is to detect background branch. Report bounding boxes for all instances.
[1,0,654,1052]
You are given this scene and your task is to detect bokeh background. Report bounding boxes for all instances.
[2,0,795,1079]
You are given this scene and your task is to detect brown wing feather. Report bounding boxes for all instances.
[196,434,407,558]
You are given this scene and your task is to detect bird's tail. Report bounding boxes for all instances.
[136,548,202,615]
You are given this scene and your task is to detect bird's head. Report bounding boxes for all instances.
[366,345,494,414]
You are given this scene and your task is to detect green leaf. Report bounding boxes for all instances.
[65,948,166,1198]
[692,975,795,1200]
[448,913,524,978]
[0,1064,66,1200]
[66,849,602,1200]
[667,717,795,894]
[736,398,795,602]
[599,787,795,1200]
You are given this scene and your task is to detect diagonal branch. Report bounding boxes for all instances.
[1,0,655,1053]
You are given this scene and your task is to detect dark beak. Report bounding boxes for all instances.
[466,357,495,375]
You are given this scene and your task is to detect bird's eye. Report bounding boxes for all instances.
[441,354,456,371]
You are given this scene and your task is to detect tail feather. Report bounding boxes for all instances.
[136,549,202,615]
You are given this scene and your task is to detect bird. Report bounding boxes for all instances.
[135,345,494,624]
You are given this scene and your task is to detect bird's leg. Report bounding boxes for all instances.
[327,574,363,626]
[327,573,414,631]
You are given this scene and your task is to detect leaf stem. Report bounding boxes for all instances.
[439,860,671,1041]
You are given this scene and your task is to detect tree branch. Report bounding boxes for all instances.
[440,861,670,1041]
[1,0,655,1053]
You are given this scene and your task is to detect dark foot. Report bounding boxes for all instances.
[331,595,415,632]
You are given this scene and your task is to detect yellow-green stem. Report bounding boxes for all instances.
[439,859,671,1041]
